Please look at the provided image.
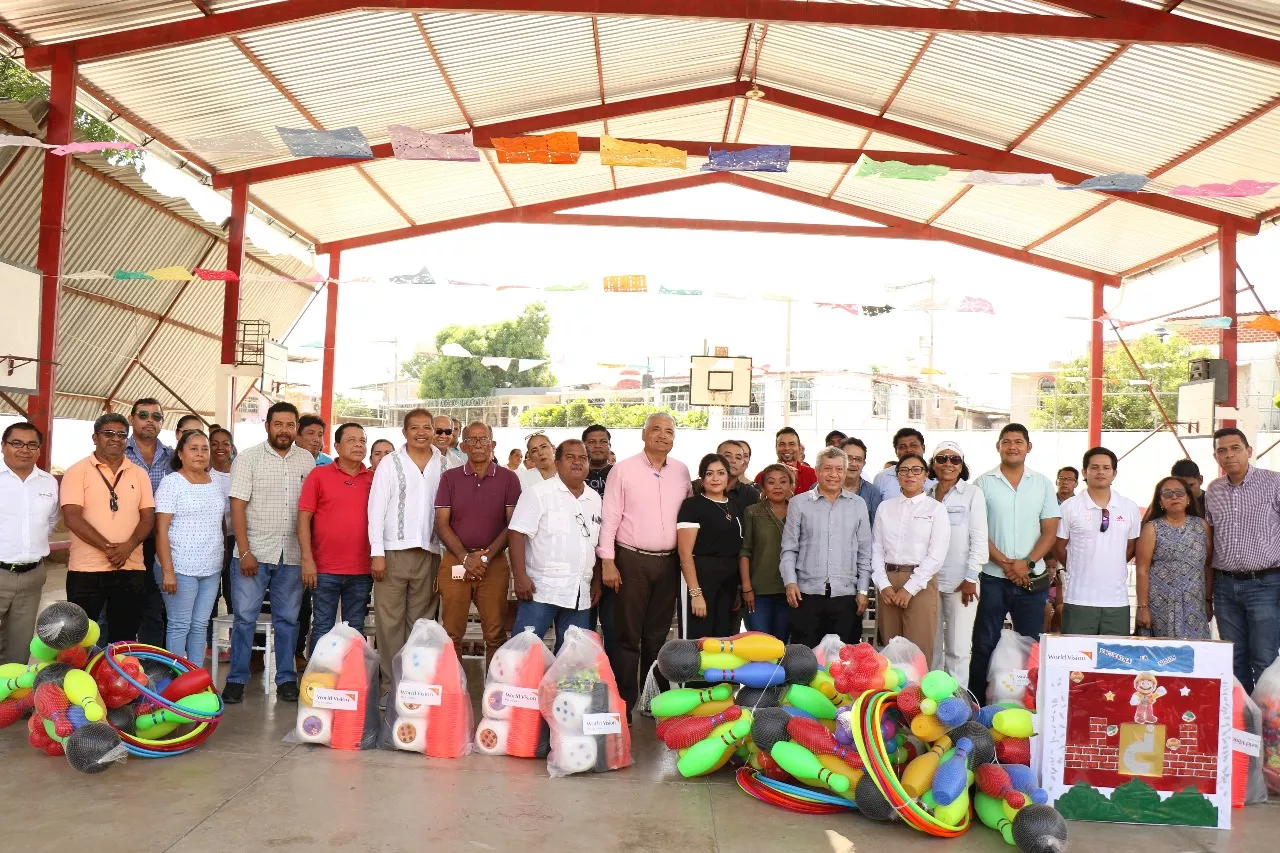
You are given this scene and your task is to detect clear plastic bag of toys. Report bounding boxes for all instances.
[1251,657,1280,793]
[378,618,473,757]
[1234,678,1268,805]
[986,628,1035,705]
[881,636,928,686]
[286,622,380,750]
[539,626,631,777]
[812,634,846,669]
[475,627,554,758]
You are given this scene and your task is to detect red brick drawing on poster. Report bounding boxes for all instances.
[1063,670,1219,795]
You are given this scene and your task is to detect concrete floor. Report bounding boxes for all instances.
[5,568,1278,853]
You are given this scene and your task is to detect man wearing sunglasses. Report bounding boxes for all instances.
[0,423,60,663]
[432,415,465,470]
[509,439,602,652]
[1053,446,1140,636]
[60,413,156,643]
[125,398,173,647]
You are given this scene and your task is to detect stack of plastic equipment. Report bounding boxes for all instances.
[539,626,631,776]
[1254,657,1280,793]
[379,619,473,757]
[476,628,553,758]
[290,623,379,750]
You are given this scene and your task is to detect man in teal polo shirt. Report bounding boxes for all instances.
[970,423,1060,701]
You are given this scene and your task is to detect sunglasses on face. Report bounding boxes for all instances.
[1160,488,1187,499]
[133,411,162,421]
[435,428,453,436]
[99,430,128,440]
[525,430,546,441]
[933,455,962,466]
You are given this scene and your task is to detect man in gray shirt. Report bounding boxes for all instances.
[780,446,873,646]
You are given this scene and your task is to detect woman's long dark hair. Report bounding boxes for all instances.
[1143,475,1201,524]
[170,429,207,471]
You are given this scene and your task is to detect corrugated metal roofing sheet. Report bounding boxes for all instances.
[1031,202,1217,274]
[0,0,199,43]
[251,168,409,244]
[832,173,969,222]
[606,100,732,142]
[596,18,746,102]
[490,154,615,207]
[736,99,869,148]
[1174,0,1280,40]
[1149,108,1280,218]
[931,182,1106,247]
[747,161,854,198]
[362,156,515,222]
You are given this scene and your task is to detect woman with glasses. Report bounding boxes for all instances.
[1135,476,1211,639]
[926,442,987,684]
[871,452,950,663]
[154,431,229,663]
[677,453,745,639]
[739,463,796,640]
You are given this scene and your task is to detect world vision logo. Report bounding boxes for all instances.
[1047,649,1095,668]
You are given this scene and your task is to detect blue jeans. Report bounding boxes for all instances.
[745,593,791,641]
[1214,570,1280,693]
[309,573,374,654]
[228,557,303,687]
[162,572,221,664]
[515,599,590,654]
[970,574,1048,702]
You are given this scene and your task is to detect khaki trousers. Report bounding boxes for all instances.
[438,551,510,667]
[0,562,47,665]
[877,569,940,664]
[376,548,440,692]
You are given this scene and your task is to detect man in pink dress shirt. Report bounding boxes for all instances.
[598,412,692,719]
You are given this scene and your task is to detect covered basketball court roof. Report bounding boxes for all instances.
[3,0,1277,456]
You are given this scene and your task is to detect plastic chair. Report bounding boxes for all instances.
[210,614,275,695]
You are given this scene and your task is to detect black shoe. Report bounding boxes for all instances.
[222,681,245,704]
[277,681,300,702]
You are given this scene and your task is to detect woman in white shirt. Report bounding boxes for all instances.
[871,452,950,663]
[926,441,988,685]
[155,431,229,663]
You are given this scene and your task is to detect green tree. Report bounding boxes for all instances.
[417,303,557,399]
[333,393,376,420]
[519,402,707,430]
[400,353,431,380]
[1030,333,1210,431]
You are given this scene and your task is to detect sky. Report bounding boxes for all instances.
[280,182,1280,410]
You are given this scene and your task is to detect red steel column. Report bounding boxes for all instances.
[221,178,248,365]
[1220,221,1238,426]
[31,46,77,470]
[1088,278,1104,448]
[320,251,339,452]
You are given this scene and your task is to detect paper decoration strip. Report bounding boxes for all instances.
[388,126,480,162]
[957,296,995,314]
[440,343,473,357]
[496,285,533,291]
[1200,317,1233,328]
[604,275,647,293]
[854,155,948,181]
[517,359,546,372]
[659,286,703,296]
[492,132,580,165]
[862,305,895,317]
[60,270,113,280]
[184,130,277,155]
[145,266,194,281]
[448,279,491,287]
[389,267,436,285]
[192,268,239,281]
[816,303,860,315]
[1060,172,1149,192]
[599,135,686,169]
[0,134,51,149]
[960,170,1056,187]
[701,145,790,173]
[544,283,589,292]
[276,126,373,159]
[481,356,513,370]
[113,270,155,280]
[1170,179,1279,198]
[51,140,141,156]
[1242,314,1280,332]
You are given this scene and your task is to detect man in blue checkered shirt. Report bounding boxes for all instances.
[124,397,172,646]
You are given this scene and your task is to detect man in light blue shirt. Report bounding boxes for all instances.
[125,397,172,647]
[873,427,936,499]
[969,423,1060,701]
[780,447,873,647]
[841,437,883,524]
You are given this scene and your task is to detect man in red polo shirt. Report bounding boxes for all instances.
[435,422,521,665]
[755,427,817,494]
[298,423,375,653]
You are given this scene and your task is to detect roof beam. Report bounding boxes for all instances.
[508,212,927,239]
[763,87,1259,234]
[61,285,221,341]
[22,0,1280,70]
[212,82,749,187]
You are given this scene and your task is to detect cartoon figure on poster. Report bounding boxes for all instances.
[1131,672,1166,725]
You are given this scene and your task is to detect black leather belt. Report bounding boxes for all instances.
[1,561,40,573]
[1216,567,1280,581]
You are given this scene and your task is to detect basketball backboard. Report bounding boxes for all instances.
[690,355,751,407]
[1176,379,1216,436]
[262,340,288,390]
[0,259,40,394]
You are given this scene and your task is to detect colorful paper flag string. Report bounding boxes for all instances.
[816,303,860,316]
[448,279,491,288]
[440,343,473,357]
[60,270,112,280]
[184,131,278,155]
[854,155,947,181]
[862,305,895,317]
[599,136,686,169]
[545,283,589,292]
[604,275,647,293]
[145,266,194,281]
[1242,315,1280,332]
[957,296,995,314]
[960,170,1055,187]
[702,145,790,173]
[193,268,238,282]
[1199,316,1233,328]
[659,286,703,296]
[0,133,51,149]
[389,267,437,285]
[51,140,141,156]
[1060,172,1148,192]
[388,126,479,162]
[277,126,373,159]
[1170,179,1278,198]
[481,356,512,369]
[492,132,580,165]
[113,270,155,280]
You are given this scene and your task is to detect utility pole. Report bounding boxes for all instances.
[783,299,793,427]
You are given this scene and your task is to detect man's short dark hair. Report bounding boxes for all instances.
[130,398,162,416]
[298,414,325,432]
[999,423,1030,442]
[403,407,433,428]
[2,421,43,445]
[94,413,129,434]
[175,414,204,434]
[555,438,587,461]
[841,437,868,456]
[775,427,799,440]
[1213,427,1249,448]
[892,428,925,450]
[717,439,742,454]
[1082,446,1118,471]
[825,430,847,445]
[1171,459,1201,479]
[582,424,611,442]
[334,422,364,444]
[738,439,752,456]
[1057,466,1079,480]
[266,401,300,423]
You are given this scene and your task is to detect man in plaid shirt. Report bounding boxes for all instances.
[1204,427,1280,692]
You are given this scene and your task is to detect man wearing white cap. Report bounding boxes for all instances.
[927,441,988,685]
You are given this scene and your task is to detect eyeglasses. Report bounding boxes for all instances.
[3,440,40,451]
[98,430,128,440]
[435,428,453,436]
[574,512,593,538]
[933,455,963,466]
[133,411,162,421]
[1160,488,1187,499]
[461,437,490,446]
[897,466,927,476]
[1099,507,1111,533]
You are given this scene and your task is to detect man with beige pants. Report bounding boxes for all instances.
[0,422,60,663]
[368,408,445,692]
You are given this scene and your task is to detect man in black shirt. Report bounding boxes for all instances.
[693,440,759,515]
[583,424,613,498]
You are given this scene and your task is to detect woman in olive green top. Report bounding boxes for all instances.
[739,463,796,640]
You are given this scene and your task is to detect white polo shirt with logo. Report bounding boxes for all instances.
[1057,490,1141,608]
